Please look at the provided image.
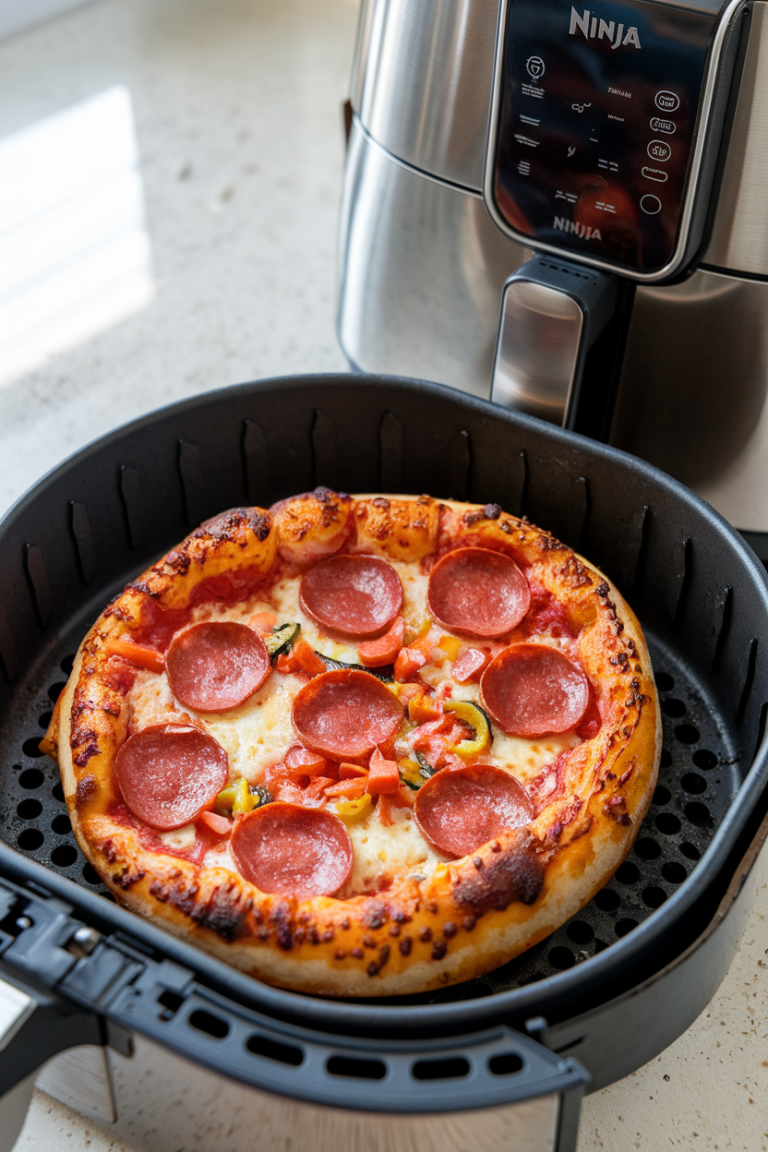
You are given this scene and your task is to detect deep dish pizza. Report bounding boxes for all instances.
[44,490,660,997]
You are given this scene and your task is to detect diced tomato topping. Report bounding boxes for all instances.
[357,616,405,668]
[397,682,427,704]
[451,647,491,684]
[276,639,326,677]
[339,762,367,780]
[199,810,232,835]
[393,782,416,809]
[104,640,165,674]
[377,793,395,826]
[393,622,438,681]
[366,747,400,795]
[325,777,368,799]
[285,745,328,779]
[411,715,471,771]
[265,763,302,802]
[394,646,427,682]
[408,693,442,724]
[375,783,414,823]
[249,611,277,633]
[265,761,332,806]
[302,776,335,806]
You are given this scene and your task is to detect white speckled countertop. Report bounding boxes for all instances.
[0,1,766,1149]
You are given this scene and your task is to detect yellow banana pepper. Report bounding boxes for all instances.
[444,699,492,760]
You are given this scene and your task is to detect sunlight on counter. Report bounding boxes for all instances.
[0,85,153,386]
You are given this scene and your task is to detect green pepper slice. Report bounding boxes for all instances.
[263,622,301,658]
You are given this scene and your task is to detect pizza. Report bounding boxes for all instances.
[43,489,660,997]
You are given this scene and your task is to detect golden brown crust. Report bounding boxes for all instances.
[48,492,660,997]
[354,494,440,561]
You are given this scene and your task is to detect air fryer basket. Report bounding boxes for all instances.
[0,375,766,1144]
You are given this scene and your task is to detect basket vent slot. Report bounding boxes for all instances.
[178,441,205,527]
[754,700,768,761]
[502,449,527,519]
[411,1056,470,1081]
[312,410,338,490]
[50,844,77,867]
[488,1052,525,1074]
[448,430,470,501]
[242,420,269,504]
[188,1009,229,1040]
[663,535,691,625]
[70,502,96,584]
[379,412,402,492]
[120,466,145,549]
[710,586,733,670]
[326,1055,386,1080]
[157,990,184,1021]
[17,828,43,851]
[692,748,716,769]
[247,1034,304,1067]
[25,545,52,627]
[0,601,18,680]
[19,768,44,787]
[17,799,41,820]
[674,538,693,627]
[619,502,649,594]
[736,637,758,727]
[563,475,589,550]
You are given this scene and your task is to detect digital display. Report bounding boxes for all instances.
[491,0,718,273]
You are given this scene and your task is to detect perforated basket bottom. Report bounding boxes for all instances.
[0,619,738,1004]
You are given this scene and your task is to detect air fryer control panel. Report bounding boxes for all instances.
[487,0,740,277]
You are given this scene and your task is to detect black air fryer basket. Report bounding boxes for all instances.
[0,375,766,1152]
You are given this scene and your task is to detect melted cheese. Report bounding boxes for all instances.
[158,824,196,850]
[205,675,302,784]
[340,804,443,896]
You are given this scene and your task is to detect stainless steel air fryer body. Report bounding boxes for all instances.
[338,0,768,553]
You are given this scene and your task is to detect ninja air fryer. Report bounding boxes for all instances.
[338,0,768,558]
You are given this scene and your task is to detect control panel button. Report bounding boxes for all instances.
[647,140,671,162]
[526,56,545,80]
[650,117,676,134]
[640,194,662,215]
[642,167,668,182]
[655,91,680,111]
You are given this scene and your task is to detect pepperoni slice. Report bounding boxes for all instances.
[427,548,530,638]
[480,643,589,737]
[115,724,229,830]
[292,669,403,759]
[299,554,404,639]
[231,803,353,898]
[166,622,271,712]
[414,764,533,858]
